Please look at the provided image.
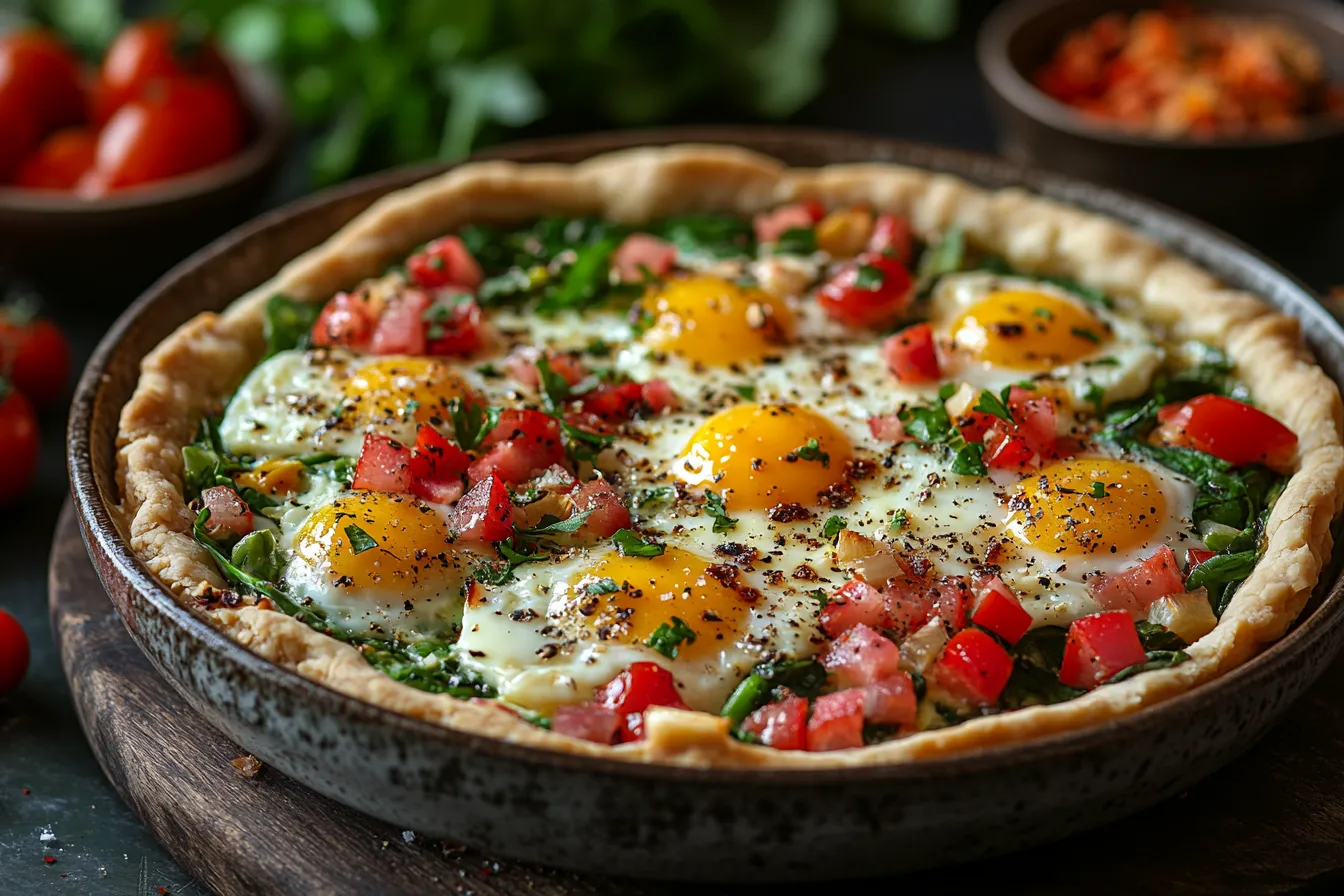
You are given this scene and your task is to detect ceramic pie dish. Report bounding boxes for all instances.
[69,127,1344,880]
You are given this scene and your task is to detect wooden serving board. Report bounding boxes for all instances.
[50,501,1344,895]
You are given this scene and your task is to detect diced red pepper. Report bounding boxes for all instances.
[819,253,914,330]
[452,474,513,542]
[1059,610,1149,690]
[821,623,903,689]
[970,575,1033,644]
[806,690,865,752]
[866,213,914,265]
[406,236,484,291]
[934,628,1015,705]
[352,433,412,493]
[311,291,377,350]
[369,289,430,356]
[1090,545,1185,616]
[569,479,632,539]
[1154,394,1297,472]
[611,233,677,282]
[881,323,940,383]
[200,486,253,538]
[863,673,918,727]
[592,661,689,742]
[739,695,808,751]
[551,704,621,745]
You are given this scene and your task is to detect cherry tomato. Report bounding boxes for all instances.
[0,309,71,406]
[0,30,86,134]
[818,253,914,329]
[0,100,39,184]
[0,608,30,697]
[14,128,98,191]
[0,383,38,505]
[93,18,236,125]
[80,77,246,195]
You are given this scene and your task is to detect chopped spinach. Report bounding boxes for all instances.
[652,214,754,261]
[343,524,379,554]
[719,658,826,724]
[263,294,321,358]
[1135,620,1187,652]
[446,398,500,451]
[1108,650,1191,684]
[772,226,816,256]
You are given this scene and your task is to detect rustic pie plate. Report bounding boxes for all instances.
[67,127,1344,881]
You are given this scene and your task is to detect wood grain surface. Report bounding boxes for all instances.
[49,503,1344,895]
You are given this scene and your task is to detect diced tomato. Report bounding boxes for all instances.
[753,201,823,244]
[739,695,808,751]
[409,425,471,482]
[866,213,914,265]
[452,473,513,542]
[867,414,907,442]
[200,486,253,538]
[638,379,676,414]
[819,253,915,330]
[954,410,998,445]
[576,381,643,418]
[1090,545,1185,616]
[821,623,904,689]
[424,298,484,357]
[1008,386,1057,457]
[1059,610,1148,690]
[934,628,1014,705]
[410,478,464,505]
[505,347,587,388]
[551,704,621,745]
[406,236,484,291]
[352,433,412,493]
[881,323,940,383]
[882,575,936,639]
[819,579,891,638]
[806,690,865,752]
[570,479,632,538]
[469,410,565,485]
[369,289,430,356]
[930,575,971,634]
[1154,394,1297,471]
[984,430,1036,471]
[592,661,689,742]
[1186,547,1216,571]
[611,233,677,282]
[970,575,1033,644]
[863,673,918,727]
[311,292,377,350]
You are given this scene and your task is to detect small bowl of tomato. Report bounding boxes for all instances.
[0,20,288,292]
[977,0,1344,230]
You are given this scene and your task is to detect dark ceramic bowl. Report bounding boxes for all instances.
[978,0,1344,230]
[67,127,1344,881]
[0,65,288,293]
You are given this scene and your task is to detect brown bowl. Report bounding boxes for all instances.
[67,126,1344,880]
[977,0,1344,230]
[0,65,289,294]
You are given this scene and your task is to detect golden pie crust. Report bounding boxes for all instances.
[115,145,1344,767]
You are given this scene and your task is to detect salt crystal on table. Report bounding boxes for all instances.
[402,830,415,843]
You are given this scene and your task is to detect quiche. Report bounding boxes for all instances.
[116,145,1344,767]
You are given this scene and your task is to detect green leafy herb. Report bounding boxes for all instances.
[230,529,282,583]
[898,403,954,444]
[560,421,614,464]
[854,263,885,290]
[654,214,754,261]
[1032,307,1054,320]
[1084,381,1107,411]
[612,528,665,558]
[636,486,676,511]
[1108,650,1191,683]
[973,386,1014,424]
[646,617,697,659]
[704,490,738,534]
[822,515,847,540]
[192,508,308,619]
[475,363,503,378]
[950,441,987,477]
[889,509,909,532]
[916,226,965,293]
[805,588,829,608]
[999,625,1086,709]
[1071,326,1101,344]
[446,398,500,451]
[537,238,627,314]
[1135,620,1188,652]
[344,524,379,554]
[536,356,572,412]
[359,638,495,699]
[731,383,757,401]
[772,226,817,256]
[719,658,827,723]
[585,577,621,596]
[790,438,830,467]
[518,510,593,537]
[1090,480,1107,499]
[263,294,320,358]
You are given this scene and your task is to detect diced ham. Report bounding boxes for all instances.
[820,579,891,637]
[806,689,865,752]
[930,575,972,634]
[821,623,904,689]
[753,200,823,244]
[863,673,918,727]
[200,486,253,538]
[504,347,587,388]
[552,705,621,745]
[867,414,907,442]
[1090,545,1185,616]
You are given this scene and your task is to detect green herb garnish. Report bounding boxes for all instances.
[704,490,738,534]
[344,524,379,554]
[822,515,847,540]
[646,617,697,658]
[612,528,665,558]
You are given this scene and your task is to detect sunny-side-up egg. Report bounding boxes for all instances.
[928,273,1162,409]
[218,348,480,457]
[273,482,481,639]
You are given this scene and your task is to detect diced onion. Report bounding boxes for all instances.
[900,619,949,674]
[1147,589,1217,644]
[1198,520,1240,552]
[942,382,978,420]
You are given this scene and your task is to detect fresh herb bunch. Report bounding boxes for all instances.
[150,0,958,186]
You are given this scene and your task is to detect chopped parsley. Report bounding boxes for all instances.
[972,386,1014,424]
[1032,307,1054,320]
[772,226,817,256]
[344,524,379,555]
[790,438,830,467]
[646,616,697,658]
[1090,480,1107,499]
[560,421,614,463]
[822,515,847,540]
[854,263,885,290]
[636,486,675,511]
[473,541,544,586]
[612,528,665,558]
[585,577,621,596]
[704,490,738,534]
[889,509,909,532]
[731,383,757,401]
[536,356,572,412]
[1071,326,1101,344]
[446,398,499,451]
[517,509,593,536]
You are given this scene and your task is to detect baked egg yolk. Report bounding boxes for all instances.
[950,290,1108,370]
[569,548,751,661]
[642,275,795,366]
[1007,458,1165,557]
[677,403,853,511]
[343,357,473,427]
[292,492,454,591]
